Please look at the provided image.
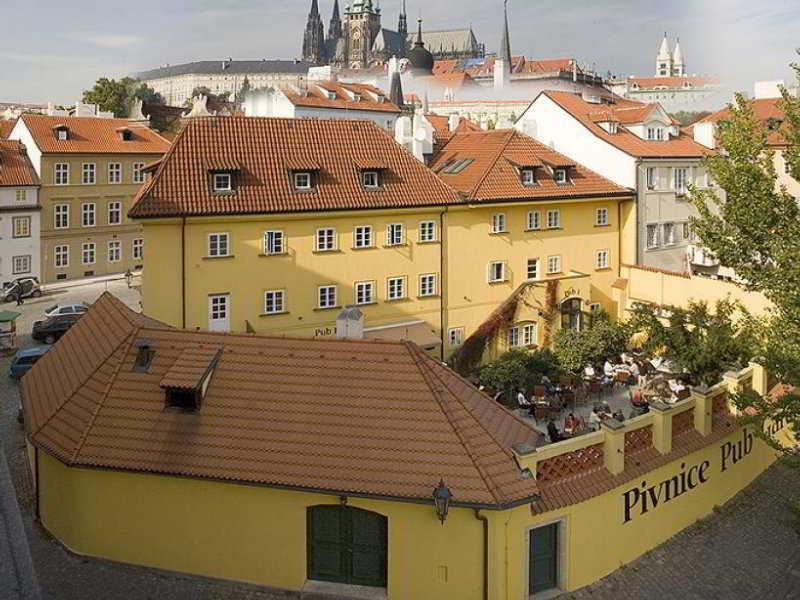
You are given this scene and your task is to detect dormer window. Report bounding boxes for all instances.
[521,168,536,186]
[212,172,233,193]
[294,171,313,190]
[362,170,380,189]
[161,346,222,413]
[326,90,337,100]
[554,168,569,184]
[53,125,69,141]
[607,121,619,134]
[352,93,361,102]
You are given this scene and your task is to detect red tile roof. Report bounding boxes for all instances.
[543,91,711,159]
[430,129,631,202]
[434,56,576,79]
[0,119,16,140]
[627,75,718,89]
[692,97,788,148]
[0,141,40,187]
[130,117,461,219]
[18,114,171,155]
[285,81,401,114]
[22,293,541,508]
[426,114,482,150]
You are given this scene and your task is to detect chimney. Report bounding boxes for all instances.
[693,121,716,149]
[448,114,459,132]
[336,306,365,340]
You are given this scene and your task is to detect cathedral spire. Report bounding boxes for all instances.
[499,0,512,66]
[328,0,342,41]
[302,0,326,64]
[398,0,408,40]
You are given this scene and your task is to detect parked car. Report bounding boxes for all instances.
[44,303,89,318]
[31,313,82,344]
[1,277,42,303]
[9,345,51,380]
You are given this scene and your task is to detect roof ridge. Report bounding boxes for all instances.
[404,343,506,505]
[69,327,139,464]
[468,129,517,200]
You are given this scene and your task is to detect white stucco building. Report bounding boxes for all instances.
[0,141,41,283]
[517,91,713,273]
[243,80,402,132]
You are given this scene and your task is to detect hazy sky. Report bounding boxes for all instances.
[1,0,798,105]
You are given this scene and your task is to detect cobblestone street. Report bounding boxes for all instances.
[1,284,800,599]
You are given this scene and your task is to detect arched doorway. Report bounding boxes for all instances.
[560,298,583,331]
[307,505,388,588]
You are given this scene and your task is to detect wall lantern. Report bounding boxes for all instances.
[432,478,452,525]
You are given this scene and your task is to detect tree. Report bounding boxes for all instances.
[628,299,758,386]
[82,77,163,117]
[552,310,633,375]
[671,110,711,127]
[689,54,800,444]
[478,348,560,399]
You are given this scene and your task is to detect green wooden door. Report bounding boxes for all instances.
[529,523,559,594]
[308,506,387,588]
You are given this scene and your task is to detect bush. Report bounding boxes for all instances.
[553,310,632,375]
[478,348,560,396]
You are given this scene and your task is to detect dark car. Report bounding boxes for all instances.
[9,345,51,379]
[31,313,82,344]
[1,277,42,303]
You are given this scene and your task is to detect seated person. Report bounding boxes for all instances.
[603,359,615,378]
[517,390,531,408]
[564,412,578,434]
[547,419,563,443]
[588,408,603,431]
[629,361,641,380]
[583,364,596,379]
[630,387,645,406]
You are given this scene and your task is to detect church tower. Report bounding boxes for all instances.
[494,0,512,90]
[328,0,343,41]
[344,0,382,69]
[656,32,672,77]
[398,0,408,45]
[302,0,326,64]
[672,38,685,77]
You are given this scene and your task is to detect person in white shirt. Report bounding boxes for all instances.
[584,365,596,379]
[604,360,614,378]
[517,391,530,408]
[588,408,602,431]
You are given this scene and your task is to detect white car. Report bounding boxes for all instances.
[44,303,89,318]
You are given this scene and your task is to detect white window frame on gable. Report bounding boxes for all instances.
[521,168,536,186]
[386,223,404,246]
[264,290,286,315]
[56,129,68,141]
[488,261,506,283]
[212,172,232,193]
[315,228,336,252]
[82,163,96,185]
[362,170,380,189]
[546,209,561,229]
[207,232,230,257]
[596,207,609,227]
[554,168,569,184]
[294,171,312,190]
[263,230,285,255]
[419,220,437,243]
[546,255,562,274]
[354,225,373,249]
[54,163,69,186]
[108,163,122,184]
[527,210,541,231]
[490,213,507,234]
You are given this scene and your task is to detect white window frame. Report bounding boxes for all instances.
[547,255,562,274]
[386,223,404,246]
[81,202,96,227]
[12,217,30,238]
[81,242,96,265]
[646,224,660,249]
[526,210,541,231]
[212,172,232,193]
[108,240,122,263]
[362,170,380,189]
[673,168,689,195]
[522,323,537,347]
[318,285,337,309]
[263,230,285,255]
[546,209,561,229]
[596,249,610,270]
[419,220,437,243]
[418,273,438,297]
[108,163,122,184]
[521,168,536,186]
[82,163,96,185]
[355,280,375,305]
[207,232,230,257]
[526,258,539,281]
[108,201,122,225]
[132,238,144,261]
[508,326,520,347]
[54,163,69,186]
[488,261,506,283]
[387,276,407,301]
[12,255,31,275]
[490,213,507,234]
[554,168,568,184]
[315,228,336,252]
[132,162,145,184]
[595,207,609,227]
[15,189,27,202]
[294,172,312,190]
[682,222,694,242]
[353,225,373,249]
[264,290,286,314]
[662,222,676,245]
[54,204,69,229]
[54,244,69,268]
[448,327,464,347]
[646,166,657,190]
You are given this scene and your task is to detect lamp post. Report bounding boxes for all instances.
[432,479,451,525]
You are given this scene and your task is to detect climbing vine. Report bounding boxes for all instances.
[541,280,560,347]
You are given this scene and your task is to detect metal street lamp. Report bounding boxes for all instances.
[432,479,451,524]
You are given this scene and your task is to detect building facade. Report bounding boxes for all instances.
[0,141,41,283]
[10,116,169,283]
[517,91,712,273]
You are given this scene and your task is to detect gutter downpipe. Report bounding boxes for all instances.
[635,159,642,265]
[474,509,489,600]
[439,209,447,361]
[34,446,40,521]
[181,217,187,329]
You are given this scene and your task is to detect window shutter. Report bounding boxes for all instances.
[308,506,347,583]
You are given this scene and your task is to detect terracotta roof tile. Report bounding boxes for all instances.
[22,293,541,508]
[130,117,461,219]
[692,97,789,148]
[430,128,631,202]
[19,114,171,155]
[285,81,400,114]
[543,91,712,159]
[628,76,718,89]
[0,141,39,187]
[0,119,16,140]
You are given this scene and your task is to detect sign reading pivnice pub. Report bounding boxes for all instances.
[622,428,755,523]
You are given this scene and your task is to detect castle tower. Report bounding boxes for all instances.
[656,32,672,78]
[494,0,512,90]
[672,37,685,77]
[344,0,382,69]
[302,0,326,64]
[328,0,343,41]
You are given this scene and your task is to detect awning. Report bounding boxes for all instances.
[363,321,441,350]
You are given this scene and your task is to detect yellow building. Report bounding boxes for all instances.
[130,118,632,359]
[10,115,169,282]
[21,294,788,599]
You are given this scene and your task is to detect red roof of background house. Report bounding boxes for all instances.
[433,56,576,79]
[22,293,541,507]
[284,81,401,114]
[18,115,171,155]
[691,97,789,148]
[0,141,40,187]
[130,117,461,218]
[627,76,718,89]
[0,119,17,140]
[430,128,631,202]
[543,91,711,159]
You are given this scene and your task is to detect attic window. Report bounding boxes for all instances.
[294,171,313,190]
[117,128,133,141]
[362,170,380,189]
[325,90,336,100]
[165,389,200,412]
[606,121,619,134]
[521,168,537,186]
[442,159,474,175]
[133,341,155,372]
[212,172,233,193]
[352,93,361,102]
[554,168,569,184]
[53,125,69,141]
